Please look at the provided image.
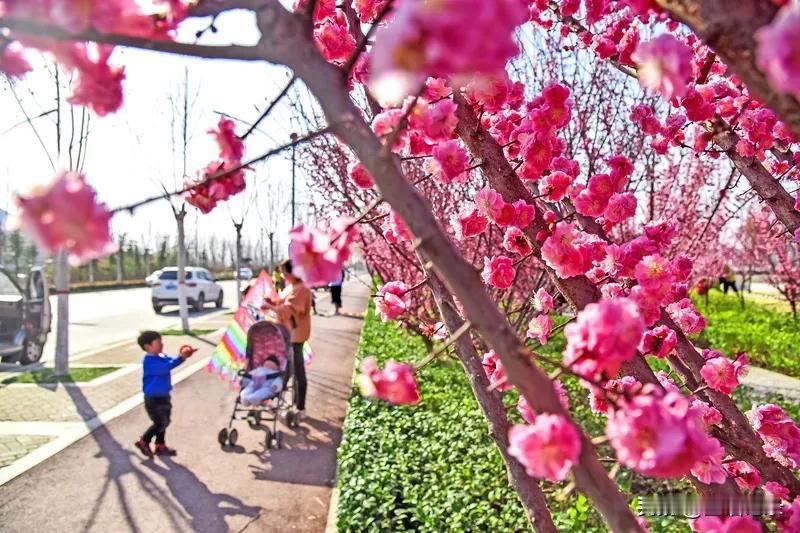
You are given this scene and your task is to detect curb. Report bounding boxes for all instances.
[0,355,211,486]
[0,364,140,389]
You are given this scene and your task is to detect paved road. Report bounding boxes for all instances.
[40,281,239,363]
[0,281,369,533]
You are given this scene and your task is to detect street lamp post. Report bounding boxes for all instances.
[290,132,297,228]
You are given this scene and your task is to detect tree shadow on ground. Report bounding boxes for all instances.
[64,385,260,533]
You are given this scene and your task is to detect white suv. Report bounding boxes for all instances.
[151,267,224,314]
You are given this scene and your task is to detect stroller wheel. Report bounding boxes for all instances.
[286,411,296,428]
[218,428,229,447]
[264,428,273,449]
[228,428,239,446]
[275,431,283,449]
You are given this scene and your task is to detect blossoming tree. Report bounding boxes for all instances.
[3,0,800,530]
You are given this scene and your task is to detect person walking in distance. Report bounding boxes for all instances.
[329,268,344,315]
[262,260,312,419]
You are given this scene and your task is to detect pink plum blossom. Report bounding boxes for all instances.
[354,0,389,22]
[700,354,746,395]
[348,163,375,189]
[482,255,516,289]
[527,314,553,344]
[475,187,506,220]
[606,386,718,478]
[512,200,536,228]
[756,2,800,100]
[764,481,791,501]
[603,192,637,224]
[431,140,469,182]
[589,376,644,414]
[450,207,489,240]
[541,222,594,278]
[288,224,346,286]
[564,298,645,380]
[419,98,459,141]
[747,404,800,469]
[690,438,727,485]
[314,16,356,63]
[508,414,581,481]
[370,0,527,101]
[722,461,762,491]
[374,281,411,322]
[359,357,420,405]
[52,42,125,116]
[690,516,761,533]
[533,288,554,314]
[209,117,244,164]
[542,171,572,202]
[666,298,707,335]
[638,325,677,358]
[0,42,31,79]
[632,34,693,100]
[13,171,116,265]
[503,227,532,256]
[690,400,723,428]
[482,350,512,392]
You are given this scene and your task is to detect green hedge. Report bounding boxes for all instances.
[336,304,799,532]
[692,291,800,378]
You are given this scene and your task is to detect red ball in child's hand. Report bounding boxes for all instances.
[179,344,197,357]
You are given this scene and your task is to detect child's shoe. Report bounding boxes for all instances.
[135,438,153,458]
[154,444,178,456]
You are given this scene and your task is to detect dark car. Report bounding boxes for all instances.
[0,267,51,365]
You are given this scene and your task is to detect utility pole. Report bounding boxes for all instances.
[290,132,297,228]
[269,231,275,269]
[234,221,243,307]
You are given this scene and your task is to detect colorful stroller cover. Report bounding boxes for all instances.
[208,269,312,384]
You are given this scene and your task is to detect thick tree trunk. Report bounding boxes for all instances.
[712,126,800,235]
[54,251,69,376]
[655,0,800,139]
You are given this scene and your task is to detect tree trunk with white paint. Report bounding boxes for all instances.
[54,251,70,377]
[176,209,190,334]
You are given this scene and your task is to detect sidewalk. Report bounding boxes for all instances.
[0,279,369,532]
[0,311,231,477]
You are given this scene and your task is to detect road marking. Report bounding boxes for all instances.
[0,355,211,486]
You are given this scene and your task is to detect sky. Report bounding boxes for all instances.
[1,5,319,256]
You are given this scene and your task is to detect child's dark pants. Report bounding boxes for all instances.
[143,395,172,444]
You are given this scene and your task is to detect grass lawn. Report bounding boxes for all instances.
[337,303,799,532]
[2,366,121,385]
[692,290,800,378]
[159,328,217,336]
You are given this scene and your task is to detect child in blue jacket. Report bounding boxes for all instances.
[134,331,196,457]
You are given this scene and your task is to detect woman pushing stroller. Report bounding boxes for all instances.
[260,259,312,420]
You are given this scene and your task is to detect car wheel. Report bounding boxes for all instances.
[1,353,20,364]
[19,339,44,365]
[215,290,223,308]
[194,293,204,312]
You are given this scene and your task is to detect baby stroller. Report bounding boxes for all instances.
[217,320,300,450]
